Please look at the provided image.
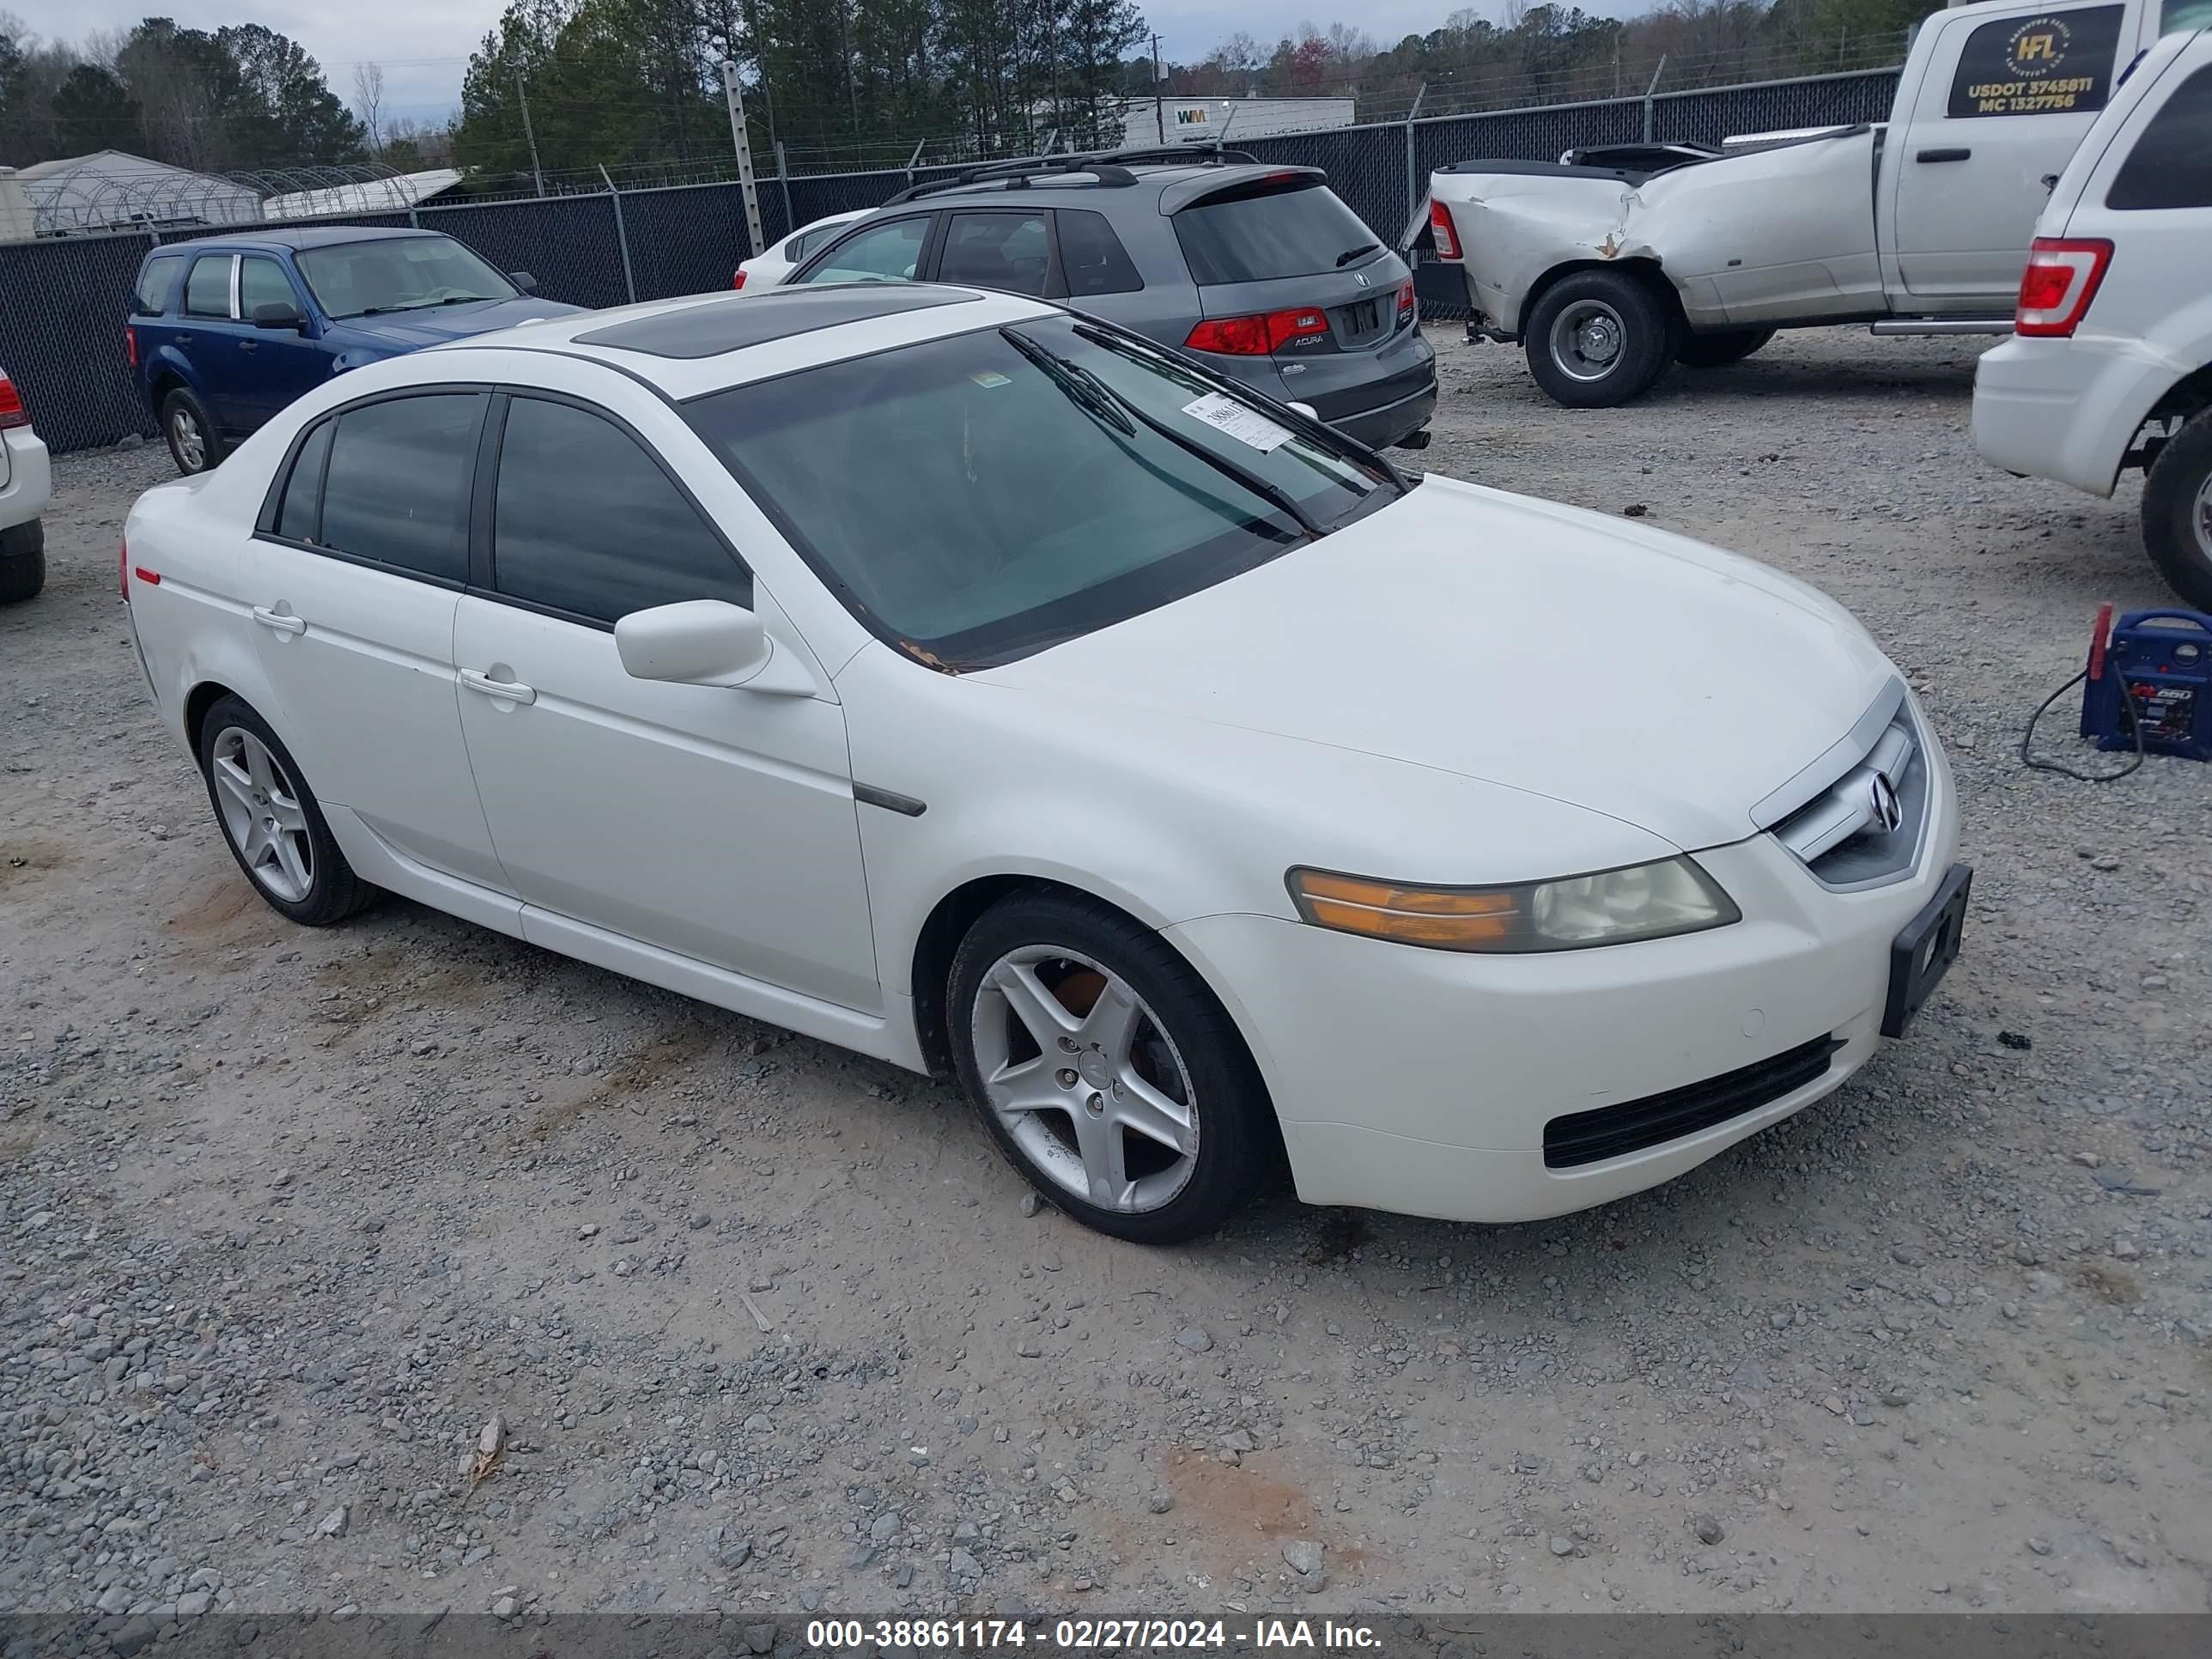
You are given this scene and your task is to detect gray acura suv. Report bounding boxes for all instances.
[780,149,1437,452]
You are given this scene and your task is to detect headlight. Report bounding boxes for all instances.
[1286,857,1740,953]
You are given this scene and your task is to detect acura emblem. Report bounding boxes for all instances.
[1868,775,1904,835]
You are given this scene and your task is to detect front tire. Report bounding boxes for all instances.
[0,520,43,604]
[1523,270,1675,408]
[2142,410,2212,611]
[195,694,378,927]
[161,387,223,476]
[947,890,1277,1244]
[1676,327,1773,368]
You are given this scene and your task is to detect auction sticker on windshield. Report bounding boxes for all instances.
[1182,393,1293,452]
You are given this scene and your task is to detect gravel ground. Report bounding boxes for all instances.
[3,328,2209,1637]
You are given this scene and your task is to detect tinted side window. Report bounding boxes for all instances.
[492,398,750,624]
[319,393,483,580]
[134,254,184,315]
[1946,6,2126,118]
[801,216,928,284]
[239,257,297,318]
[275,420,332,542]
[939,212,1052,296]
[1057,210,1144,296]
[2107,63,2212,208]
[184,255,233,319]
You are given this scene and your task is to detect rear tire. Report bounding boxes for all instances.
[947,889,1277,1244]
[195,694,379,927]
[161,387,223,476]
[1523,270,1675,408]
[1676,327,1773,368]
[2141,410,2212,612]
[0,520,43,604]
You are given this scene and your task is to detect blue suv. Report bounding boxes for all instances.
[129,228,580,474]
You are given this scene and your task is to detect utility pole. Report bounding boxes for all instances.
[1152,33,1165,144]
[720,60,766,259]
[514,68,545,197]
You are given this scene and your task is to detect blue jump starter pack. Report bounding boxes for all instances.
[2079,605,2212,762]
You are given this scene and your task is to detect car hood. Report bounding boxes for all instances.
[975,475,1898,851]
[331,295,581,349]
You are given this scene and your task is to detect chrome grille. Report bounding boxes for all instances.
[1763,682,1930,891]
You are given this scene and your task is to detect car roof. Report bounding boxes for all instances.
[146,226,442,256]
[441,283,1060,398]
[884,159,1308,211]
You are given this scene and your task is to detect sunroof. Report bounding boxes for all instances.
[574,287,981,359]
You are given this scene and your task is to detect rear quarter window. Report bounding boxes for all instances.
[1057,210,1143,295]
[1172,181,1380,285]
[1946,6,2126,118]
[134,255,184,315]
[2106,62,2212,208]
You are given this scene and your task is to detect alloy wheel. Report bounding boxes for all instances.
[171,406,207,471]
[210,726,314,902]
[969,945,1199,1214]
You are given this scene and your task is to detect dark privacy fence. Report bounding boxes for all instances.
[3,66,1899,457]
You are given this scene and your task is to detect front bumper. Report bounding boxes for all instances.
[1972,331,2182,499]
[0,427,52,536]
[1166,769,1961,1225]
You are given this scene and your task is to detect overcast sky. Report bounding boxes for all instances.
[25,0,1649,127]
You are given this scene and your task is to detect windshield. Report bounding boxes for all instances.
[683,315,1395,666]
[1172,180,1384,284]
[297,237,515,319]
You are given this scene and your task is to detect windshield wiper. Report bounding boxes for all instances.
[1009,326,1322,538]
[1334,242,1380,267]
[999,328,1134,438]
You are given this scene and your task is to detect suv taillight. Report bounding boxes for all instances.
[0,371,26,430]
[1428,200,1462,261]
[2015,237,2112,337]
[1185,307,1331,356]
[125,325,138,368]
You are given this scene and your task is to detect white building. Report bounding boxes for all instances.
[1107,95,1357,149]
[262,169,464,221]
[9,150,259,239]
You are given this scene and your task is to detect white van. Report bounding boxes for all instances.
[1973,27,2212,605]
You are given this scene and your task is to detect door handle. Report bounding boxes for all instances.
[1915,147,1972,162]
[251,605,306,635]
[460,668,537,705]
[239,340,258,352]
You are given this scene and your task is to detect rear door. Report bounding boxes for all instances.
[1886,2,2133,307]
[1168,174,1425,417]
[176,252,252,433]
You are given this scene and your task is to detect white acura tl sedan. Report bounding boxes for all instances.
[121,283,1968,1243]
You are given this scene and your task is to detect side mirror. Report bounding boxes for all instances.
[252,301,301,331]
[508,270,540,294]
[1286,400,1319,422]
[616,599,772,687]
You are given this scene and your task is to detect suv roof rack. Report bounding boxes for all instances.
[880,145,1262,205]
[884,154,1140,206]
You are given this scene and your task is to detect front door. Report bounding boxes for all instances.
[233,256,332,428]
[452,392,878,1012]
[1888,2,2130,307]
[243,388,510,890]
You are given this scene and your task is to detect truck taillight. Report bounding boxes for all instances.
[0,370,26,430]
[1428,200,1462,262]
[732,269,747,289]
[2015,237,2112,337]
[1185,307,1330,356]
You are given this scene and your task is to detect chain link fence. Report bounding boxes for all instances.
[2,64,1900,457]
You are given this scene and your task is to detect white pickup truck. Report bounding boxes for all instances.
[1420,0,2182,406]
